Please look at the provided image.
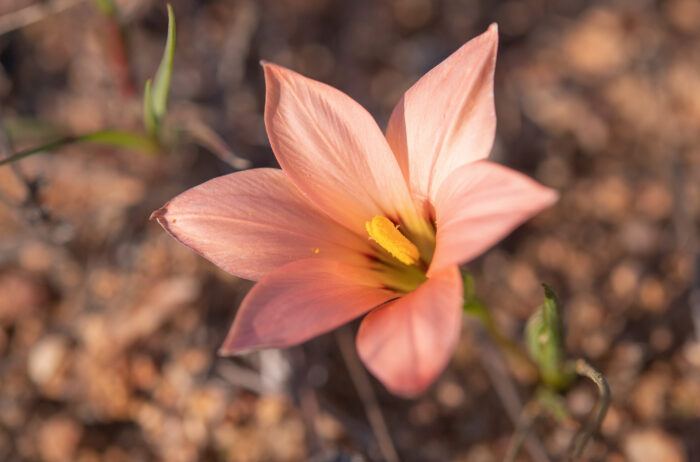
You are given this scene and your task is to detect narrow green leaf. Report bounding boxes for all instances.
[150,4,176,123]
[542,284,563,355]
[143,78,157,136]
[0,130,159,167]
[3,117,64,141]
[0,138,67,166]
[78,130,160,151]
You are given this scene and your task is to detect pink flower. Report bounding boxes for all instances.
[151,25,557,397]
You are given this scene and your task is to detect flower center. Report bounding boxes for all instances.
[365,216,420,266]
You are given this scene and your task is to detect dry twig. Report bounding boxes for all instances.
[336,326,399,462]
[473,322,552,462]
[0,109,55,232]
[566,359,610,460]
[216,360,266,395]
[504,399,543,462]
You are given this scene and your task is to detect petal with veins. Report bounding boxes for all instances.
[356,266,463,397]
[429,160,558,276]
[151,168,370,281]
[264,63,415,233]
[386,24,499,203]
[220,258,397,354]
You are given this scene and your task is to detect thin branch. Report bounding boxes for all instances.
[0,0,85,36]
[670,154,700,341]
[298,381,324,455]
[335,325,399,462]
[504,399,542,462]
[567,359,610,460]
[0,108,55,230]
[178,118,252,170]
[0,108,30,186]
[216,360,265,395]
[473,322,552,462]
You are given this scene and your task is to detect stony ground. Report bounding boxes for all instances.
[1,0,699,461]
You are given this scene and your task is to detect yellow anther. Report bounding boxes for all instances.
[365,216,420,266]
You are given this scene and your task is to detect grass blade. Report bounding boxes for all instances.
[143,78,156,135]
[0,130,159,166]
[150,4,175,122]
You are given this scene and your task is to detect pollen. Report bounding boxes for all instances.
[365,216,420,266]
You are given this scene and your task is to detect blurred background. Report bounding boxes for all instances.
[0,0,699,461]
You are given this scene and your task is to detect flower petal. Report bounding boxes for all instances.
[263,62,415,232]
[356,266,463,397]
[151,168,370,281]
[386,24,499,203]
[220,258,396,354]
[429,161,558,276]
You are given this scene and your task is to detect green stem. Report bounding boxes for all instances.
[0,130,159,166]
[485,317,536,370]
[461,272,537,372]
[466,301,537,372]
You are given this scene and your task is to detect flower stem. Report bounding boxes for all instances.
[484,316,537,371]
[461,272,537,373]
[464,298,537,373]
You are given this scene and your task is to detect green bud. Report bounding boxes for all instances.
[525,284,575,390]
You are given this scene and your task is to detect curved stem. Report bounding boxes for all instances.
[567,359,610,460]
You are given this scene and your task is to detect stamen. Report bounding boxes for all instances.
[365,216,420,266]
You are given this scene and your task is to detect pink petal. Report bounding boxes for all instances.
[263,62,415,232]
[386,24,499,203]
[355,266,463,397]
[220,258,396,354]
[429,161,558,276]
[151,168,370,281]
